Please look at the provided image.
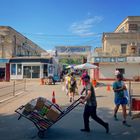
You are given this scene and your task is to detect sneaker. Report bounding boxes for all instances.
[122,120,131,127]
[122,120,126,124]
[80,129,90,132]
[105,123,109,134]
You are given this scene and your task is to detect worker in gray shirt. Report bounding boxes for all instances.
[80,75,109,133]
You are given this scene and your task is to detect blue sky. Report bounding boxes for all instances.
[0,0,140,50]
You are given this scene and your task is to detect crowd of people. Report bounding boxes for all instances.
[62,70,89,102]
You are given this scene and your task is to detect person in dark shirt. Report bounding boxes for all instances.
[80,75,109,133]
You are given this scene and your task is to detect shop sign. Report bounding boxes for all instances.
[127,57,140,63]
[94,57,126,63]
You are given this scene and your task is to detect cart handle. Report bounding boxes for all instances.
[18,115,22,120]
[15,105,25,112]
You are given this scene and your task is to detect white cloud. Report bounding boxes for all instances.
[70,16,103,36]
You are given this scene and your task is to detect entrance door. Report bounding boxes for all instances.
[23,66,40,78]
[23,66,31,78]
[43,64,48,78]
[0,68,5,80]
[32,66,40,78]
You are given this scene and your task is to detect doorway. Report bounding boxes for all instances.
[23,66,40,78]
[0,68,5,80]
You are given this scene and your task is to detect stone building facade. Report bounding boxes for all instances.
[0,26,56,81]
[0,26,45,58]
[92,16,140,80]
[102,16,140,57]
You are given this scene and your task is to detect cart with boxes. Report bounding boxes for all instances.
[15,96,83,138]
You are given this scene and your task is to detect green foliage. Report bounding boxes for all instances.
[59,58,82,65]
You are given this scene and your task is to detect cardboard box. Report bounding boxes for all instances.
[46,107,60,121]
[25,99,37,110]
[24,103,34,112]
[35,97,45,111]
[23,102,35,116]
[44,100,52,108]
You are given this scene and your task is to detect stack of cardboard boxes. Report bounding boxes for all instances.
[23,97,62,122]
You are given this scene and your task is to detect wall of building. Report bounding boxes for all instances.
[0,26,46,59]
[99,63,140,80]
[93,16,140,80]
[115,16,140,33]
[103,33,140,56]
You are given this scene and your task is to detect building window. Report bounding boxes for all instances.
[129,24,138,31]
[11,64,16,75]
[121,44,127,54]
[17,64,22,75]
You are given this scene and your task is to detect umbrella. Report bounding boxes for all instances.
[65,65,75,69]
[74,62,98,70]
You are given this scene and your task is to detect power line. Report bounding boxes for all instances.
[21,32,103,49]
[22,32,103,38]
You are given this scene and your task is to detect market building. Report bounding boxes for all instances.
[0,26,56,81]
[91,16,140,80]
[9,57,54,80]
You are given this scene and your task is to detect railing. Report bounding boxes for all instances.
[128,81,140,115]
[0,79,26,102]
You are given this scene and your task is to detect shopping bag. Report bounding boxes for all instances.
[124,90,130,104]
[62,85,65,91]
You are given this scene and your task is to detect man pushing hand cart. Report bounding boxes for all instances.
[15,76,110,138]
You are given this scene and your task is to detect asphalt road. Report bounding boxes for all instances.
[0,81,140,140]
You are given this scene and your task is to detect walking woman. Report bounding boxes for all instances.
[113,73,128,125]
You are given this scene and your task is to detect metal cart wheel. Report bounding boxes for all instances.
[38,131,45,139]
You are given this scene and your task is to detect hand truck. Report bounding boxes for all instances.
[15,96,83,138]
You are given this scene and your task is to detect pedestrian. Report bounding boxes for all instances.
[68,72,77,102]
[81,70,88,86]
[113,73,128,125]
[64,73,70,96]
[80,75,109,133]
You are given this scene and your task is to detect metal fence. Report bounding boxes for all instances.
[0,79,26,102]
[127,81,140,115]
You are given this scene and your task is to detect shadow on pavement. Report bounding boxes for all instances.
[0,105,140,140]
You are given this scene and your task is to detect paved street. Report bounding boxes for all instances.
[0,81,140,140]
[0,80,25,101]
